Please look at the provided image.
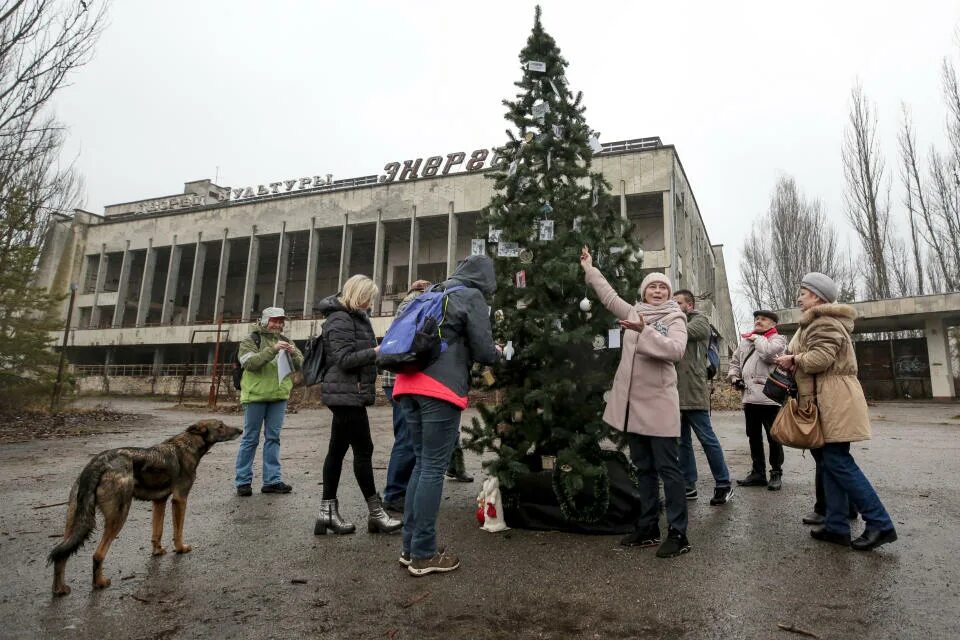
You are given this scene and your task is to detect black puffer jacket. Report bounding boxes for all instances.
[317,295,378,407]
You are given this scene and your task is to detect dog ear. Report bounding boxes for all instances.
[187,422,208,436]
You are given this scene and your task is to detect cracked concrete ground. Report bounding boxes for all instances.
[0,398,958,639]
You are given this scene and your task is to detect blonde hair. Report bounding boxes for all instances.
[339,274,378,311]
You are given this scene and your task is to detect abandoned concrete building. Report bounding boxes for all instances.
[34,137,737,395]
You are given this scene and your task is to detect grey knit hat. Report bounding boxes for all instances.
[800,272,838,303]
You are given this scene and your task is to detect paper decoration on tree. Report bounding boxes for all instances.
[607,328,621,349]
[539,219,554,241]
[526,60,546,72]
[548,78,561,98]
[503,341,516,361]
[523,131,535,143]
[552,318,562,330]
[508,158,519,177]
[498,241,520,257]
[515,270,526,288]
[471,239,486,256]
[551,124,564,138]
[572,216,583,232]
[519,248,534,264]
[488,226,502,243]
[547,150,552,171]
[541,202,553,216]
[592,335,606,350]
[591,182,600,207]
[589,131,602,153]
[531,101,550,118]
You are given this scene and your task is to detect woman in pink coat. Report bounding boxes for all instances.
[580,247,691,558]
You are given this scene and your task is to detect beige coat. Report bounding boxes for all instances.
[585,267,687,437]
[788,303,871,443]
[728,332,787,406]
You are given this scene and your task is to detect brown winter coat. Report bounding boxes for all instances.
[585,267,688,437]
[788,303,871,443]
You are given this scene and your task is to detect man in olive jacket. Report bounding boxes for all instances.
[674,290,733,506]
[234,307,303,496]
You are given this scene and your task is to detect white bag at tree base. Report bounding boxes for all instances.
[476,476,509,533]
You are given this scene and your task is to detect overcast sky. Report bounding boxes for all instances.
[56,1,960,320]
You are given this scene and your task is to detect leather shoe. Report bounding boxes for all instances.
[851,528,897,551]
[810,527,850,546]
[802,512,824,525]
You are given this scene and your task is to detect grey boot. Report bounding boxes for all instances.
[314,499,356,535]
[366,494,402,533]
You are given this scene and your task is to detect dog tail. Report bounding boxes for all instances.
[47,458,105,564]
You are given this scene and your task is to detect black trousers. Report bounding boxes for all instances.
[743,403,784,474]
[627,433,688,535]
[322,405,376,500]
[810,446,858,518]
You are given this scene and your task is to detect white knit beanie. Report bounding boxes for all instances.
[639,272,673,299]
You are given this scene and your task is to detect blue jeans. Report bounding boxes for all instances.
[398,394,461,560]
[821,442,894,535]
[235,400,287,487]
[383,386,416,503]
[679,410,731,489]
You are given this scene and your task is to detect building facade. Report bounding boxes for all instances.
[35,137,737,372]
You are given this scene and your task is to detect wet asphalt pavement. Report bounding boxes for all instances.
[0,398,958,639]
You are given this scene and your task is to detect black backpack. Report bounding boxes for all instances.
[706,327,721,380]
[232,332,292,390]
[301,331,327,386]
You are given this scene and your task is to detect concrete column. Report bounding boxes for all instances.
[213,229,231,322]
[151,347,164,376]
[185,232,206,324]
[160,235,182,325]
[446,202,458,277]
[338,215,352,291]
[372,210,386,315]
[925,318,956,399]
[273,221,289,307]
[89,244,107,328]
[662,190,675,284]
[136,239,156,327]
[407,206,419,284]
[303,218,319,318]
[241,226,259,322]
[620,180,628,220]
[111,240,133,328]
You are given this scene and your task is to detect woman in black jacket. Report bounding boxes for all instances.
[314,275,401,535]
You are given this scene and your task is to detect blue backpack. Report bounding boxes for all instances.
[377,284,465,373]
[706,327,721,380]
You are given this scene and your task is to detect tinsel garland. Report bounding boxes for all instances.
[551,449,640,522]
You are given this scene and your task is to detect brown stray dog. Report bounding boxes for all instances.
[47,419,241,596]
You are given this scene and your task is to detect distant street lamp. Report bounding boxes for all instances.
[51,283,78,412]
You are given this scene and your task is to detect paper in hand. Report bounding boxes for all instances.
[277,350,293,382]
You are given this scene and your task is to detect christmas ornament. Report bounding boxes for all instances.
[498,241,519,257]
[488,226,502,243]
[531,101,550,118]
[503,341,515,361]
[541,455,556,470]
[592,335,606,350]
[551,124,564,138]
[523,131,535,143]
[572,216,582,232]
[471,239,485,255]
[518,248,534,264]
[589,131,602,153]
[494,309,505,323]
[480,368,496,386]
[579,297,592,312]
[546,150,552,171]
[548,78,561,98]
[515,270,526,288]
[603,390,611,403]
[477,477,509,533]
[541,202,553,216]
[552,318,562,330]
[507,158,519,177]
[560,464,573,473]
[539,219,554,241]
[526,60,546,72]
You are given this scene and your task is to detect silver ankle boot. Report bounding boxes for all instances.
[366,494,402,533]
[314,499,356,535]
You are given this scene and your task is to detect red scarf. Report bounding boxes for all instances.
[741,326,779,339]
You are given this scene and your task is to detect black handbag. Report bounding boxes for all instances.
[762,366,797,405]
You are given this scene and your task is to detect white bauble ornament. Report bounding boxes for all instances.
[579,297,592,312]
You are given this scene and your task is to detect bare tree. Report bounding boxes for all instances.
[0,1,108,405]
[898,106,930,294]
[843,83,893,299]
[740,175,849,310]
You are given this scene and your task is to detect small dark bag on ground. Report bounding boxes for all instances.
[762,366,797,405]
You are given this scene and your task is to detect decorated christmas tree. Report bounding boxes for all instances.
[464,7,644,523]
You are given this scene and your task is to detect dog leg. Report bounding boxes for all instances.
[51,502,78,596]
[92,503,130,589]
[151,500,168,556]
[171,496,192,554]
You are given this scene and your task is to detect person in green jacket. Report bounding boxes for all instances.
[674,290,734,505]
[234,307,303,496]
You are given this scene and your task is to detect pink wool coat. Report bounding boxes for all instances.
[585,267,688,437]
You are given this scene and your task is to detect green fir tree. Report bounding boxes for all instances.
[464,6,644,522]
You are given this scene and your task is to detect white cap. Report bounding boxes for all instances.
[260,307,287,324]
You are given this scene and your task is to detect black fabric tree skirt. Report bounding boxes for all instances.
[501,454,643,534]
